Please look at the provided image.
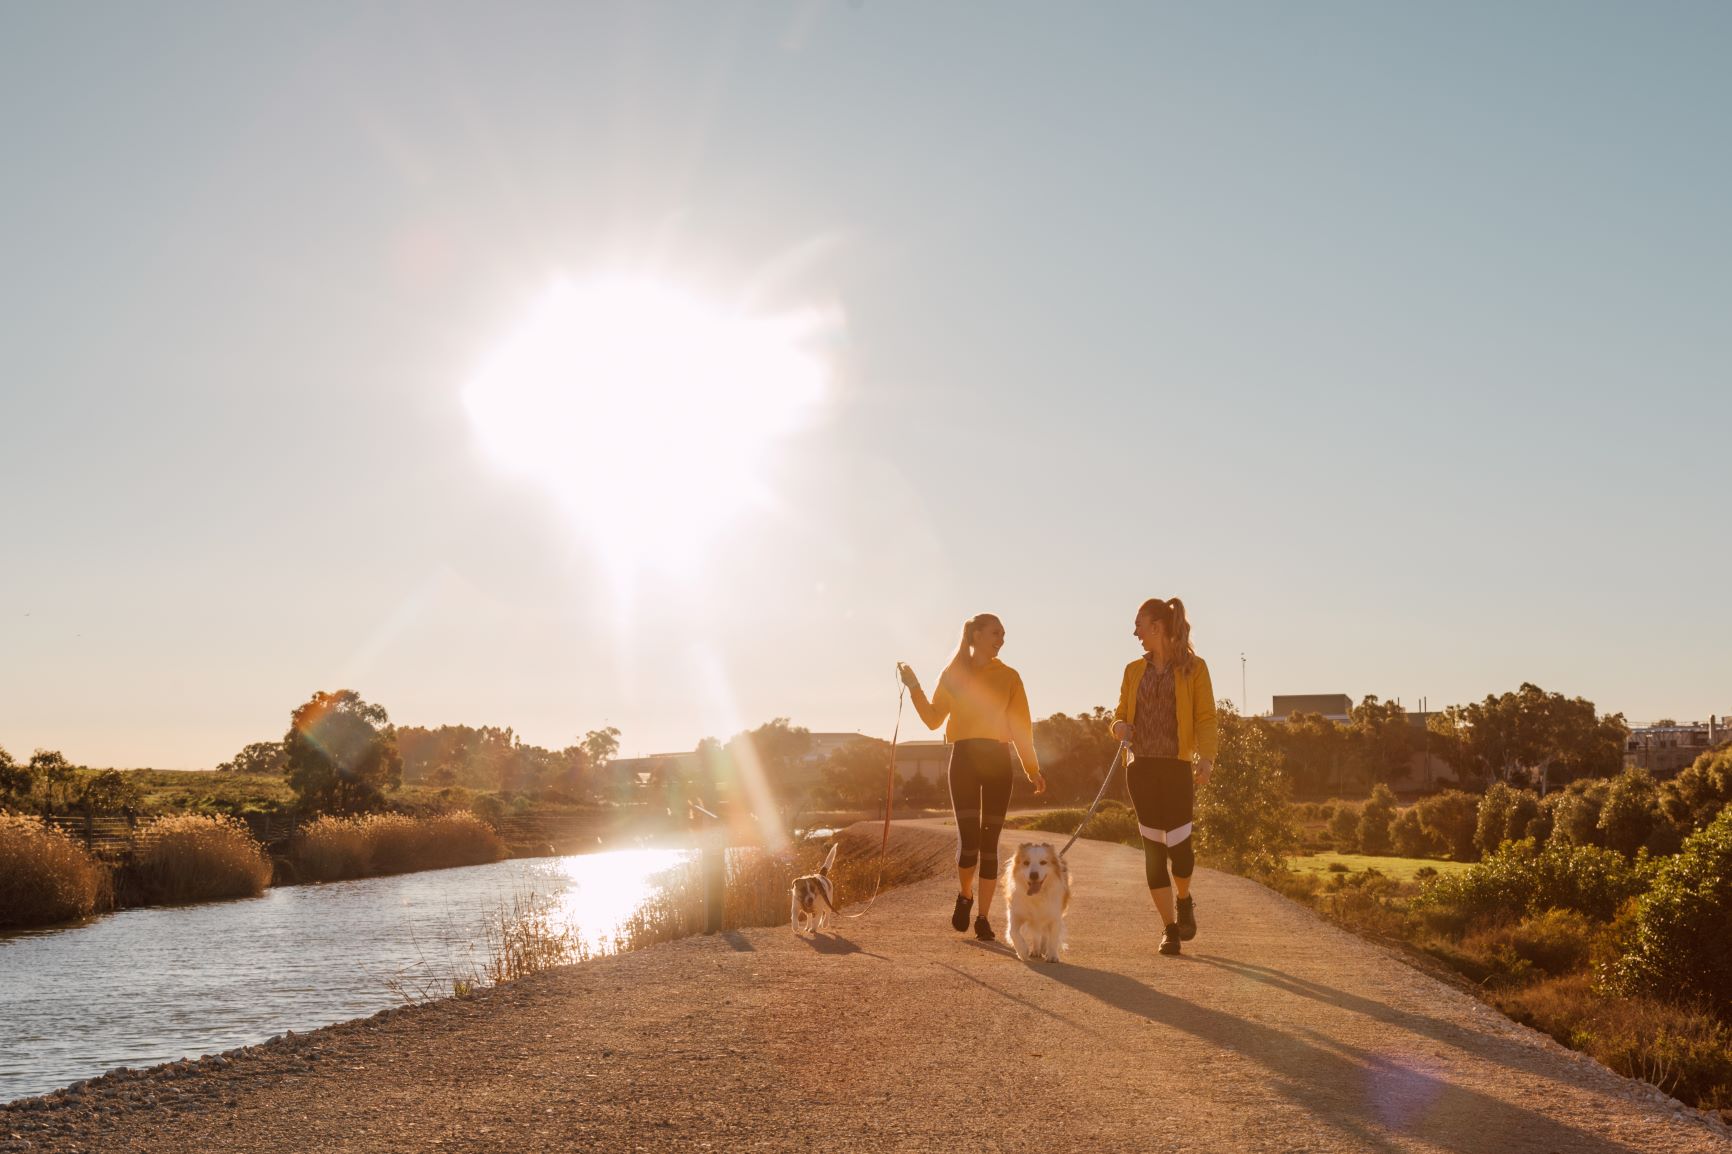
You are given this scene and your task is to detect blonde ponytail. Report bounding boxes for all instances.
[946,612,1001,674]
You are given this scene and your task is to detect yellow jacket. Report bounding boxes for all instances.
[1113,655,1219,763]
[911,659,1041,778]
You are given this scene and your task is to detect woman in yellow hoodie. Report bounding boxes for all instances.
[899,613,1046,940]
[1110,596,1218,956]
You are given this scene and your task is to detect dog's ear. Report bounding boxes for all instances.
[820,842,839,877]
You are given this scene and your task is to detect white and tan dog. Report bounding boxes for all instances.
[1004,842,1070,962]
[790,842,840,934]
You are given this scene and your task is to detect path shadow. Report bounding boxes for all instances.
[930,962,1099,1038]
[798,932,885,959]
[1039,961,1644,1154]
[1188,955,1534,1067]
[718,930,755,952]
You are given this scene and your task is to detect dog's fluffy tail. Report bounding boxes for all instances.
[819,841,839,877]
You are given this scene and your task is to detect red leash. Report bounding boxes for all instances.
[829,673,904,919]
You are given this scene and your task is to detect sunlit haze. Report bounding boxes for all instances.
[2,3,1728,769]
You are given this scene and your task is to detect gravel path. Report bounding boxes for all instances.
[5,822,1726,1153]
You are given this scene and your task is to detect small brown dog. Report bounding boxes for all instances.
[790,843,840,934]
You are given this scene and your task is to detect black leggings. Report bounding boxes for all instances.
[1127,756,1195,890]
[949,739,1014,877]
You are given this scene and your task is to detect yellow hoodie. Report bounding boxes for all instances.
[911,659,1041,778]
[1113,655,1219,763]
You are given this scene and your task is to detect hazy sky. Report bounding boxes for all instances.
[3,2,1728,769]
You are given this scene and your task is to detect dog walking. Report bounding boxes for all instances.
[1110,597,1218,957]
[898,612,1046,941]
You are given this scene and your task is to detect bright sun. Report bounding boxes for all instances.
[463,275,832,579]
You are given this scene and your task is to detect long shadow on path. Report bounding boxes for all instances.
[1188,955,1561,1072]
[1042,961,1644,1154]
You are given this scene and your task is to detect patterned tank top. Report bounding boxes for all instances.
[1133,656,1179,760]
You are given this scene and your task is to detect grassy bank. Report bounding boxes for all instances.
[1260,841,1732,1121]
[455,824,951,992]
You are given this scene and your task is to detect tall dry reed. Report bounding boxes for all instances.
[293,815,373,881]
[293,811,506,882]
[0,814,112,928]
[131,814,272,904]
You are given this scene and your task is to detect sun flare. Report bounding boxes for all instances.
[463,275,833,577]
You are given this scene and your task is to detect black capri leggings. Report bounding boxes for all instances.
[1126,756,1195,890]
[949,738,1014,876]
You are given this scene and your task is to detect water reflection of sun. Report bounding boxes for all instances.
[544,847,694,954]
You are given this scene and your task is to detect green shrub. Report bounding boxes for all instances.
[1391,807,1441,857]
[1477,785,1545,856]
[1661,748,1732,836]
[1196,709,1298,873]
[1609,806,1732,1018]
[1328,804,1361,853]
[1012,800,1138,846]
[1416,790,1479,860]
[1482,908,1596,977]
[1476,782,1517,857]
[1417,838,1645,927]
[0,814,111,928]
[1549,779,1610,848]
[132,814,272,903]
[1359,784,1396,855]
[1598,768,1661,858]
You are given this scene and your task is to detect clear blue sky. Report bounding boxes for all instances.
[3,2,1727,769]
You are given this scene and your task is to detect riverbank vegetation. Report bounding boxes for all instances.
[0,809,506,929]
[291,812,504,882]
[458,825,950,993]
[0,815,111,929]
[128,814,273,904]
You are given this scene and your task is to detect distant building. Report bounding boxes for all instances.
[1269,694,1354,723]
[894,740,950,784]
[1625,717,1728,778]
[1267,693,1455,795]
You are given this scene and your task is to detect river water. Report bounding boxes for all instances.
[0,847,695,1102]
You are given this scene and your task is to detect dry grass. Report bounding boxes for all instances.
[1257,860,1732,1121]
[1494,974,1732,1115]
[0,814,112,928]
[292,812,506,882]
[292,815,373,882]
[130,814,273,904]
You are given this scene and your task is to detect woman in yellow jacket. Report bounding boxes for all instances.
[1110,596,1218,956]
[899,613,1046,940]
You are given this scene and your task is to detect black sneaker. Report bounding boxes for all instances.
[1176,896,1198,942]
[951,893,974,932]
[974,915,996,942]
[1159,923,1181,956]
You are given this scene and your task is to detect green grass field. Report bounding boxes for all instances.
[1285,851,1474,883]
[116,770,462,815]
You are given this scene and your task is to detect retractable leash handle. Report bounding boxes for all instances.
[1059,740,1131,858]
